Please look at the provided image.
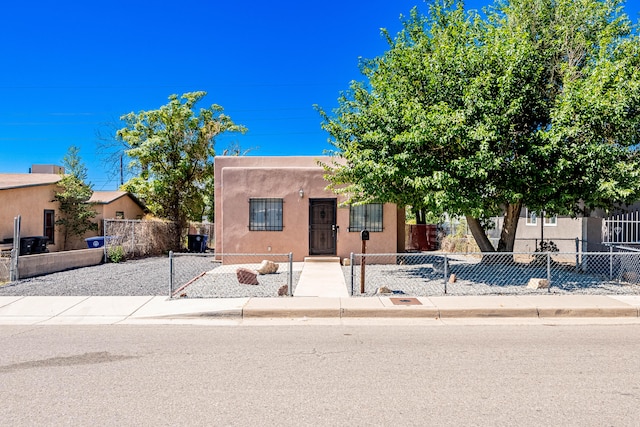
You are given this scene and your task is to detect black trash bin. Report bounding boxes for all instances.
[19,236,49,255]
[187,234,208,253]
[31,236,49,254]
[19,237,36,255]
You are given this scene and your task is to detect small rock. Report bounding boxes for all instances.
[448,273,457,283]
[342,258,351,266]
[278,284,289,296]
[236,267,259,285]
[432,259,445,273]
[256,260,279,275]
[527,278,549,289]
[376,286,392,295]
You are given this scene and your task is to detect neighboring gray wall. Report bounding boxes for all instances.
[16,248,104,279]
[513,217,583,252]
[583,217,605,252]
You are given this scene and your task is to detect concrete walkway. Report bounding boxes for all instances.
[293,257,349,297]
[1,295,639,325]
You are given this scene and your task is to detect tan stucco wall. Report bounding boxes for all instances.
[0,184,64,252]
[17,248,104,279]
[99,196,144,221]
[215,156,402,261]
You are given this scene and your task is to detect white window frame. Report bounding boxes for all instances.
[526,209,537,226]
[526,209,557,227]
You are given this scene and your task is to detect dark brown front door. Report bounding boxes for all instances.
[309,199,337,255]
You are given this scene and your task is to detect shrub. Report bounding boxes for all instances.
[107,246,126,263]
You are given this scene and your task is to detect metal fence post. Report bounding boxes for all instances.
[288,252,293,296]
[443,254,448,294]
[169,250,174,297]
[10,215,20,282]
[546,252,551,293]
[350,252,354,296]
[103,219,108,263]
[609,245,613,281]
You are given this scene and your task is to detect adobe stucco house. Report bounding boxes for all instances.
[0,173,64,252]
[214,156,405,261]
[89,191,146,236]
[1,169,147,252]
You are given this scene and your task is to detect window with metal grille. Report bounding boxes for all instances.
[349,203,383,232]
[249,198,283,231]
[44,210,55,243]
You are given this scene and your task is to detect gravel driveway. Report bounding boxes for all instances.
[0,257,188,296]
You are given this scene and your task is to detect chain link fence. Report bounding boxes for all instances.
[0,250,11,282]
[346,251,640,296]
[169,252,299,298]
[104,219,178,259]
[103,219,216,260]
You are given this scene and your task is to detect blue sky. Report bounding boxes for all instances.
[1,1,639,190]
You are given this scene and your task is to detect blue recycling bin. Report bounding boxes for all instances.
[85,236,107,248]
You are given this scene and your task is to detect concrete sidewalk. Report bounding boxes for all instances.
[293,257,349,297]
[1,295,639,325]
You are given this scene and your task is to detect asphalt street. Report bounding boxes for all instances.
[1,324,639,426]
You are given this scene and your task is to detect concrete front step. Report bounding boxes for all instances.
[303,256,341,263]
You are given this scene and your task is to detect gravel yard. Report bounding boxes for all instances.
[178,262,303,298]
[2,253,640,298]
[345,256,640,297]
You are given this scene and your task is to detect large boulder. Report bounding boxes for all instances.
[256,260,279,275]
[236,267,259,285]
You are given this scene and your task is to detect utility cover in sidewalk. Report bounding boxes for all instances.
[390,297,422,306]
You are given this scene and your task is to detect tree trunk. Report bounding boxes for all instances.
[497,201,523,252]
[465,215,495,252]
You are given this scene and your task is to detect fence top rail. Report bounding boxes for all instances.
[170,252,291,257]
[352,251,636,257]
[608,245,640,252]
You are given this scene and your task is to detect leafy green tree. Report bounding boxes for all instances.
[54,146,97,250]
[318,0,640,252]
[117,91,246,248]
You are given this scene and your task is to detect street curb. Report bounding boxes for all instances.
[138,309,244,319]
[438,307,539,318]
[340,307,440,318]
[238,305,640,320]
[535,306,639,318]
[242,307,340,318]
